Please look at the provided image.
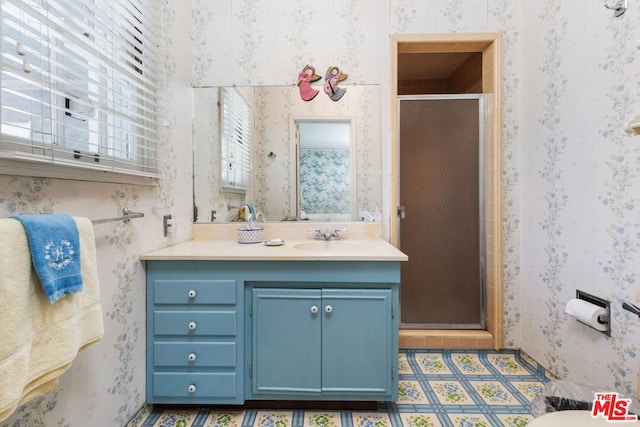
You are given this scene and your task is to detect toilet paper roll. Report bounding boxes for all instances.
[565,298,608,332]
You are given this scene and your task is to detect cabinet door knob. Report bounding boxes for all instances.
[188,321,197,330]
[188,352,197,362]
[325,305,333,313]
[188,289,197,298]
[188,384,196,393]
[310,305,318,314]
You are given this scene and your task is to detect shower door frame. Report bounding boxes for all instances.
[397,94,487,330]
[390,33,504,349]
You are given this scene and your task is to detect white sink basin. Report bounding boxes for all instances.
[294,240,363,252]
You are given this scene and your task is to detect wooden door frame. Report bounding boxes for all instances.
[390,33,504,349]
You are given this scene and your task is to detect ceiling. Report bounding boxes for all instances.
[397,52,473,80]
[396,40,491,80]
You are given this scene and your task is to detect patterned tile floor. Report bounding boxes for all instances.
[130,349,551,427]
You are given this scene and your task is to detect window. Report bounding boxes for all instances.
[0,0,164,178]
[220,87,252,192]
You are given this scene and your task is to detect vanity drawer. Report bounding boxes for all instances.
[154,341,236,368]
[153,372,237,398]
[154,310,237,336]
[153,279,236,305]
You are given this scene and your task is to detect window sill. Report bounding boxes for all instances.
[221,187,249,194]
[0,154,160,186]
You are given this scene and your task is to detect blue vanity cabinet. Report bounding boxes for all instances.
[145,259,401,404]
[146,261,244,404]
[251,287,394,399]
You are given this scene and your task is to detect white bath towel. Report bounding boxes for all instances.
[0,217,104,422]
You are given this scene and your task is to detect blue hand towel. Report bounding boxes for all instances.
[11,214,83,303]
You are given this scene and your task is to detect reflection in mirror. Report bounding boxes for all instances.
[192,85,381,223]
[297,120,355,221]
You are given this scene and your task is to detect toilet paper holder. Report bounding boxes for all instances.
[570,290,611,336]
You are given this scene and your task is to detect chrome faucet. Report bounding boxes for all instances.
[314,229,343,241]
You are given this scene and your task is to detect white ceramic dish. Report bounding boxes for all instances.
[264,239,285,246]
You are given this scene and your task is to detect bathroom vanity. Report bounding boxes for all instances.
[141,235,407,405]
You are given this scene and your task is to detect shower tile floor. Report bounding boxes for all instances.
[130,349,551,427]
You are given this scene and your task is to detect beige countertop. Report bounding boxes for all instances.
[140,238,408,261]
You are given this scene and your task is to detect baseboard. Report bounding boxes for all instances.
[399,329,495,349]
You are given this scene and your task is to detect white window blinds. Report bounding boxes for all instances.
[0,0,164,177]
[220,87,252,192]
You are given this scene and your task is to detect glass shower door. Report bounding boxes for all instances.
[398,95,485,329]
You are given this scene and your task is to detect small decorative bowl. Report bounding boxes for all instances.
[237,227,264,244]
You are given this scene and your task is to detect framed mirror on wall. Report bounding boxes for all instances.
[192,85,382,223]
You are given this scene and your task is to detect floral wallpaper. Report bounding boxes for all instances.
[491,0,522,350]
[193,0,388,87]
[528,0,571,379]
[0,0,639,425]
[598,4,640,396]
[519,0,640,397]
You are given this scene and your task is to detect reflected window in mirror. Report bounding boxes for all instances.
[221,87,252,192]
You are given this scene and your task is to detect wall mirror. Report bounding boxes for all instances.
[192,84,381,223]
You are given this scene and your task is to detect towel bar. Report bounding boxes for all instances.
[91,208,144,225]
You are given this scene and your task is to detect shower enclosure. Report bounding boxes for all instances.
[398,95,486,329]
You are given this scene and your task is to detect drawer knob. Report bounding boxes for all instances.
[188,352,197,362]
[325,305,333,313]
[188,289,197,298]
[188,384,196,393]
[188,321,197,330]
[310,305,318,314]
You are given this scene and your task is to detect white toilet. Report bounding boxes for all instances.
[528,410,639,426]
